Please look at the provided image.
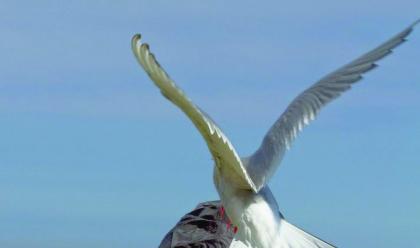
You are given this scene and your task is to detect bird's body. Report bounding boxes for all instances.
[215,165,334,247]
[132,20,419,247]
[214,166,281,247]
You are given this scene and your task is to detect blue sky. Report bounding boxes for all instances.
[0,1,419,247]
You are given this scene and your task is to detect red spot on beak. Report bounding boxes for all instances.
[233,226,238,234]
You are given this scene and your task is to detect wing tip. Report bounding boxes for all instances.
[131,33,154,68]
[131,33,141,50]
[131,34,151,53]
[404,19,420,39]
[132,33,141,42]
[412,18,420,27]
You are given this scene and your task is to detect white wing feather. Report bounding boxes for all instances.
[244,20,419,192]
[131,35,257,192]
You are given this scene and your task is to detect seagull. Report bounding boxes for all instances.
[132,21,419,248]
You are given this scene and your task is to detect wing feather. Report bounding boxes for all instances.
[244,20,419,192]
[131,35,257,192]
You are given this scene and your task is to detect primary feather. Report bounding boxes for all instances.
[131,35,257,192]
[243,20,419,192]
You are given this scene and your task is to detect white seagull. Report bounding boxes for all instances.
[132,21,418,248]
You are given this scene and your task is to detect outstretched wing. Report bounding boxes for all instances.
[132,35,257,192]
[244,20,419,192]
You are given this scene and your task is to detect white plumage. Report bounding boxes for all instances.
[132,20,418,248]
